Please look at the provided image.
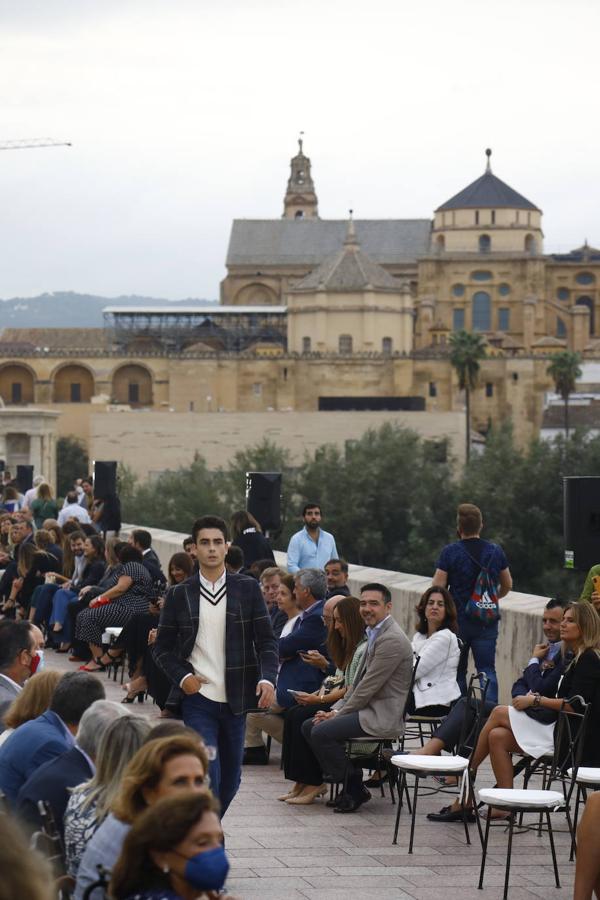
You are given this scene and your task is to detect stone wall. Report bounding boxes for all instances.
[122,523,549,705]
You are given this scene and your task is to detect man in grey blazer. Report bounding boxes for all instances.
[0,621,44,731]
[303,582,413,813]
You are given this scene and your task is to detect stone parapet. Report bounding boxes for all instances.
[123,523,548,705]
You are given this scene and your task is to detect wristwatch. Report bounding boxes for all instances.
[532,693,542,707]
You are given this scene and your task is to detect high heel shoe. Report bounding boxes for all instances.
[122,691,145,704]
[285,784,327,805]
[278,784,304,802]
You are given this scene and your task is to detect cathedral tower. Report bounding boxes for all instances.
[283,136,319,219]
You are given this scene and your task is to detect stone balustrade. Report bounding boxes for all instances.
[123,523,550,704]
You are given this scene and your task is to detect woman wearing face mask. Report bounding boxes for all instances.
[74,734,209,900]
[109,793,235,900]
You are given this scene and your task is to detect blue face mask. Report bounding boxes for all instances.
[182,845,229,892]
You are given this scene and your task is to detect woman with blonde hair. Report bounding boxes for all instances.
[30,483,58,529]
[74,734,210,900]
[64,715,151,877]
[0,670,62,747]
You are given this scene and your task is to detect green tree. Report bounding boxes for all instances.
[547,351,582,440]
[449,330,487,463]
[56,436,89,497]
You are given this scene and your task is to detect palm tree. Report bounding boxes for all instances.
[449,330,487,464]
[547,351,582,440]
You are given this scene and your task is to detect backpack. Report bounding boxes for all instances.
[463,545,501,623]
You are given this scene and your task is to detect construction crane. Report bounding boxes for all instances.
[0,138,71,151]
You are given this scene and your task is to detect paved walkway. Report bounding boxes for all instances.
[49,650,577,899]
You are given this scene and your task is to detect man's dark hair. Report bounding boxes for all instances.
[0,622,33,672]
[546,597,569,610]
[183,536,194,549]
[50,672,106,725]
[50,672,105,726]
[118,544,143,564]
[326,558,348,574]
[360,582,392,605]
[191,516,228,542]
[66,491,79,505]
[69,530,86,544]
[302,503,321,517]
[225,545,244,570]
[131,529,152,551]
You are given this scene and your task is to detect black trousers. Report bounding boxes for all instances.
[115,612,157,675]
[433,696,496,751]
[282,702,331,787]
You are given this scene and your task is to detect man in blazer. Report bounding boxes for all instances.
[303,582,413,813]
[154,514,278,815]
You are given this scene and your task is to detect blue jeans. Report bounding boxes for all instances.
[181,692,246,816]
[457,616,499,704]
[31,583,59,629]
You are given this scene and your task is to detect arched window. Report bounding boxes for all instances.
[479,234,491,253]
[576,296,595,335]
[576,272,595,286]
[302,336,311,353]
[339,334,353,354]
[382,337,392,354]
[52,365,94,403]
[556,317,567,338]
[112,364,153,406]
[525,234,536,255]
[0,365,34,405]
[472,291,491,331]
[295,210,304,219]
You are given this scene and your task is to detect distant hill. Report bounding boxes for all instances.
[0,292,217,329]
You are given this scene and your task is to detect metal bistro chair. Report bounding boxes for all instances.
[31,800,75,899]
[390,671,490,852]
[341,655,421,805]
[478,696,589,900]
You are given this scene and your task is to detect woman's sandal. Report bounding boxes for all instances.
[78,658,108,672]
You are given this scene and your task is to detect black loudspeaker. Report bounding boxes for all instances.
[564,476,600,571]
[16,465,34,493]
[246,472,282,532]
[93,460,118,497]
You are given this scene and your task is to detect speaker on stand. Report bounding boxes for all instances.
[564,476,600,571]
[92,460,121,536]
[246,472,282,539]
[16,465,34,494]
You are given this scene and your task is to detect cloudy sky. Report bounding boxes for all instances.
[0,0,598,301]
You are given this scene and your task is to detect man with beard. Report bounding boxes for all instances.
[287,504,338,574]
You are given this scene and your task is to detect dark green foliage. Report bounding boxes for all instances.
[56,436,89,497]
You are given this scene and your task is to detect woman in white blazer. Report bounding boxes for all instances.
[410,586,461,716]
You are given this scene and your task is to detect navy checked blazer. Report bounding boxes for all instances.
[154,572,279,716]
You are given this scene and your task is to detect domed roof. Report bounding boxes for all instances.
[436,150,539,212]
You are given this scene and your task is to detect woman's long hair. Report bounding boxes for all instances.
[567,601,600,663]
[415,586,458,635]
[167,552,194,585]
[4,670,62,730]
[109,793,220,900]
[230,509,262,541]
[326,596,365,670]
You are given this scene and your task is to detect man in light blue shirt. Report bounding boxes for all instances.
[286,503,339,574]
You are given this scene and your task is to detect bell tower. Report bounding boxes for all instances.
[283,134,319,219]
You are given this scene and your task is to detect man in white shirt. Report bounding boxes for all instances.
[22,475,46,510]
[58,492,91,527]
[154,515,279,814]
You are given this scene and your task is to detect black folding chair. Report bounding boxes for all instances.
[478,696,589,900]
[391,671,490,852]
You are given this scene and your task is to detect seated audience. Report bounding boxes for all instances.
[34,527,63,570]
[0,519,34,608]
[428,600,600,822]
[0,621,46,730]
[0,670,105,804]
[303,582,413,813]
[225,544,245,574]
[276,568,329,708]
[230,509,275,568]
[48,534,106,649]
[325,558,351,598]
[281,594,366,804]
[30,482,59,529]
[74,734,209,900]
[259,565,288,637]
[109,793,229,900]
[76,544,154,671]
[128,529,167,591]
[409,585,461,716]
[244,572,301,763]
[16,699,128,834]
[0,669,62,747]
[2,485,22,513]
[64,714,151,877]
[0,814,54,900]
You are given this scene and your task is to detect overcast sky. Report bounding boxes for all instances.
[0,0,598,302]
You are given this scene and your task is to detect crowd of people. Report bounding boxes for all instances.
[2,480,600,897]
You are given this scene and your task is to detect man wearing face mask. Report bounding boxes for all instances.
[0,621,44,731]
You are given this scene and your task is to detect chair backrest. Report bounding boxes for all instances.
[456,672,490,761]
[547,695,590,794]
[82,864,110,900]
[402,655,420,721]
[30,800,66,876]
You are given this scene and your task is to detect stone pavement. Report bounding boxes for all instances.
[48,649,577,899]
